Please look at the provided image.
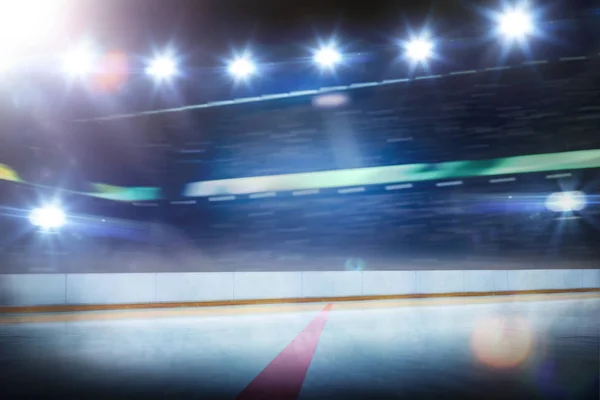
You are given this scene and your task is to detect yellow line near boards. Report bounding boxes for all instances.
[2,288,599,315]
[331,291,600,311]
[0,290,598,325]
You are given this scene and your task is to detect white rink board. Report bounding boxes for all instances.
[0,269,598,307]
[583,269,600,288]
[0,274,66,306]
[155,272,234,303]
[234,272,302,300]
[463,270,508,293]
[506,270,548,291]
[545,269,584,290]
[416,270,464,294]
[362,271,416,296]
[66,273,155,305]
[301,271,363,298]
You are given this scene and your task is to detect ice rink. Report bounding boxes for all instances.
[0,293,598,399]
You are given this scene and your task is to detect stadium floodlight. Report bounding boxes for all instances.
[0,0,65,52]
[62,44,97,77]
[314,46,342,69]
[228,56,256,79]
[545,191,587,213]
[404,38,434,62]
[29,206,66,229]
[497,7,534,40]
[146,55,177,79]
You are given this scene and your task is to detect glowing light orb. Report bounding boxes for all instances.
[62,44,97,77]
[146,56,177,79]
[29,206,66,229]
[498,8,534,39]
[545,191,586,213]
[405,38,434,62]
[471,316,534,369]
[228,57,256,78]
[314,46,342,69]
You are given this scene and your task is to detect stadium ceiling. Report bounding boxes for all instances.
[2,4,539,82]
[3,2,599,121]
[72,53,598,122]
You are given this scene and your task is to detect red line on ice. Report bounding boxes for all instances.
[235,303,333,400]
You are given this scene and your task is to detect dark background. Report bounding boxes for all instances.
[69,0,595,50]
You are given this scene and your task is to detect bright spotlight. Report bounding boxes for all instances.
[314,46,342,69]
[146,56,177,79]
[29,206,66,229]
[62,44,96,77]
[0,0,65,52]
[545,191,587,213]
[228,57,256,79]
[498,8,534,39]
[405,38,434,62]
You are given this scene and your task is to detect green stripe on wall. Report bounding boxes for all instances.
[184,149,600,197]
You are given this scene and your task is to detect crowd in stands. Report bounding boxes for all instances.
[1,58,600,273]
[171,58,600,180]
[0,171,598,273]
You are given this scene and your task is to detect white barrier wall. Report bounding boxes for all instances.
[362,271,416,296]
[463,270,508,293]
[0,274,66,306]
[66,273,156,305]
[301,271,363,298]
[546,269,584,290]
[0,269,599,307]
[416,270,464,294]
[583,269,600,288]
[155,272,234,303]
[507,270,549,291]
[234,272,302,300]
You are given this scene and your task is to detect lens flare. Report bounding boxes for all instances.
[471,316,534,369]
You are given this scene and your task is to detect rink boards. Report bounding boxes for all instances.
[0,269,599,308]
